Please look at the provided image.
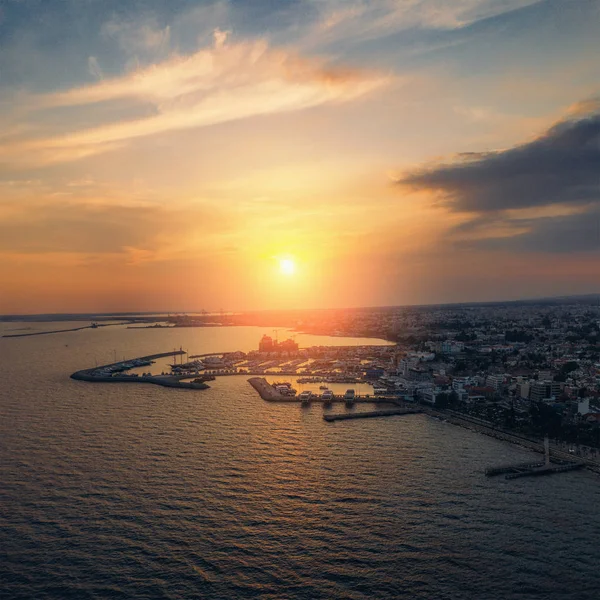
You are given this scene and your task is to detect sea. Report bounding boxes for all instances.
[1,323,600,599]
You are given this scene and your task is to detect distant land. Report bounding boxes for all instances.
[1,293,599,322]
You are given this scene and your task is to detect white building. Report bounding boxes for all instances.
[485,374,505,391]
[578,398,590,415]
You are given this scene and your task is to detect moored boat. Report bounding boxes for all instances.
[322,389,334,406]
[344,389,356,406]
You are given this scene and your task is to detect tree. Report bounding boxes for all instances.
[435,392,450,409]
[449,390,460,407]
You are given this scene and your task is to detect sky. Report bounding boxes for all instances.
[0,0,599,314]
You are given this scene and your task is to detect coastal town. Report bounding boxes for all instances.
[70,297,600,459]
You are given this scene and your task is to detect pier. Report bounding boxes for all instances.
[248,377,399,404]
[323,408,422,422]
[248,377,298,402]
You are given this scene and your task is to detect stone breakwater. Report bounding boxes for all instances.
[323,408,422,422]
[248,377,297,402]
[71,351,209,390]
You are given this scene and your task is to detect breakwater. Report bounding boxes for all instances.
[3,322,125,338]
[71,351,209,390]
[248,377,297,402]
[324,408,422,422]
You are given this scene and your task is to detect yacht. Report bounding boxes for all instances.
[322,389,334,406]
[344,389,356,406]
[298,391,312,405]
[275,384,296,397]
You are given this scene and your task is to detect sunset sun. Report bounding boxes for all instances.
[279,258,296,276]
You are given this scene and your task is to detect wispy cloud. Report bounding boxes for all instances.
[302,0,541,48]
[0,31,387,168]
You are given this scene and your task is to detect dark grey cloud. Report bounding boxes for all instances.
[399,110,600,212]
[457,207,600,254]
[398,104,600,254]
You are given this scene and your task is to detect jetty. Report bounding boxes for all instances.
[248,377,298,402]
[3,321,125,338]
[248,377,399,404]
[323,408,422,422]
[71,351,210,390]
[485,437,584,480]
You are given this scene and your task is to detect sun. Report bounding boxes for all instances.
[279,258,296,276]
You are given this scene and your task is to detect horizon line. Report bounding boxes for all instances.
[1,292,599,320]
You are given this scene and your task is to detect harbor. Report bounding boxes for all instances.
[67,334,600,479]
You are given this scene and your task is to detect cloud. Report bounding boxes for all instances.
[398,109,600,212]
[461,207,600,254]
[0,31,387,168]
[397,103,600,254]
[303,0,541,48]
[0,189,239,263]
[101,17,171,57]
[87,56,103,80]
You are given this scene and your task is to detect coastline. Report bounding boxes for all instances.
[429,409,600,475]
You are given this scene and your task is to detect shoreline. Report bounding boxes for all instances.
[428,409,600,475]
[248,377,600,475]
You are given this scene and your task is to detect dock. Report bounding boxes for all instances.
[323,408,422,422]
[248,377,298,402]
[247,377,400,404]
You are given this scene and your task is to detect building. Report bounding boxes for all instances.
[578,398,590,415]
[452,377,468,391]
[420,387,439,405]
[258,335,299,354]
[517,382,530,400]
[530,380,561,403]
[485,374,505,391]
[440,341,464,354]
[259,335,274,352]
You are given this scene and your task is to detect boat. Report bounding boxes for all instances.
[273,381,292,389]
[276,385,297,397]
[373,387,387,395]
[344,389,356,406]
[319,385,329,390]
[298,391,312,405]
[322,390,334,405]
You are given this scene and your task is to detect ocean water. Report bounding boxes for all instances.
[1,325,600,599]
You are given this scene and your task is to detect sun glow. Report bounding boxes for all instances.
[279,258,296,276]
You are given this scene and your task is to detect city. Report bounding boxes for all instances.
[70,296,600,462]
[2,0,599,598]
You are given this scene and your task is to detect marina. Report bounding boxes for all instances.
[66,334,600,479]
[248,377,398,404]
